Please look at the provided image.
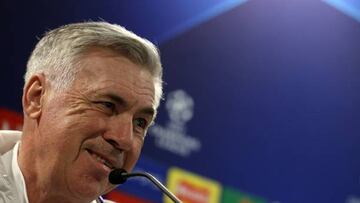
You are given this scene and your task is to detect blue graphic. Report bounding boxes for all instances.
[323,0,360,22]
[2,0,360,203]
[158,0,249,42]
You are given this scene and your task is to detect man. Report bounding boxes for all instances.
[0,21,163,203]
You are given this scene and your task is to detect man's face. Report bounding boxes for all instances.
[33,48,156,201]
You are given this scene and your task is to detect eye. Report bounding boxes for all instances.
[101,101,115,110]
[95,101,116,113]
[134,118,148,130]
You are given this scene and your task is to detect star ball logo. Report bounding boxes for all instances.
[149,89,201,157]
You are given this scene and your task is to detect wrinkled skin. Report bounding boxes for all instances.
[19,48,156,203]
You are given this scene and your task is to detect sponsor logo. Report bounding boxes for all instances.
[149,89,201,157]
[177,180,210,203]
[165,167,221,203]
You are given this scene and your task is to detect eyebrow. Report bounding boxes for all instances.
[107,93,126,106]
[141,107,156,120]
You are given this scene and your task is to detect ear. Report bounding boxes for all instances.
[22,74,47,119]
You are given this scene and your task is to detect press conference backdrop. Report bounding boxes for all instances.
[1,0,360,203]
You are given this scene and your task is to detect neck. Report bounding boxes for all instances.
[18,133,89,203]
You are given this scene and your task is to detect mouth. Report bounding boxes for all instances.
[86,149,115,170]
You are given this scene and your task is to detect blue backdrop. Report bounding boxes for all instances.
[1,0,360,203]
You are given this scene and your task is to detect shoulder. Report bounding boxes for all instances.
[0,130,22,139]
[0,130,22,155]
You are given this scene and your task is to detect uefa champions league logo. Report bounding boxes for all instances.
[149,89,201,157]
[165,90,194,132]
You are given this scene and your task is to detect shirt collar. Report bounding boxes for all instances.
[12,141,29,203]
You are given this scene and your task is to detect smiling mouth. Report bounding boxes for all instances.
[86,149,115,170]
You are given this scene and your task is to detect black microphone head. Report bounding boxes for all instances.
[109,168,128,184]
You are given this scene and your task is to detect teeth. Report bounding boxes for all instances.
[88,150,114,169]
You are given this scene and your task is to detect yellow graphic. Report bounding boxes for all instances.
[165,167,222,203]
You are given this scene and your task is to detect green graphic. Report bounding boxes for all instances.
[221,187,266,203]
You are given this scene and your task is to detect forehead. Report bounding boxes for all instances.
[72,48,156,106]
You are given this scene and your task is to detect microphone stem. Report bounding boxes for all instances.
[124,172,182,203]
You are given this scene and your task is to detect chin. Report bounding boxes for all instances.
[68,178,107,201]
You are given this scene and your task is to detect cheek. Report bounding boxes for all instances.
[62,115,108,140]
[70,116,107,131]
[41,115,108,165]
[123,139,144,171]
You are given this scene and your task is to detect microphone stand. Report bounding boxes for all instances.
[122,172,181,203]
[109,169,182,203]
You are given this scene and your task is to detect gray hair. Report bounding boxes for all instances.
[25,21,163,108]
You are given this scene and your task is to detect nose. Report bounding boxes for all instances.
[103,114,133,151]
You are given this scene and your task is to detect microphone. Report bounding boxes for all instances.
[109,169,182,203]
